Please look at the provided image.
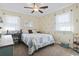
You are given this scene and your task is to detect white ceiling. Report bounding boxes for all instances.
[0,3,73,16]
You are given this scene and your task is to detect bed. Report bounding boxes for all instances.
[22,33,55,55]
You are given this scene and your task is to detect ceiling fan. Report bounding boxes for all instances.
[24,3,48,13]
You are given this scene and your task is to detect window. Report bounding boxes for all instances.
[3,15,20,31]
[56,12,73,31]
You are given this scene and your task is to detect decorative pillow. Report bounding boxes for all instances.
[28,30,33,33]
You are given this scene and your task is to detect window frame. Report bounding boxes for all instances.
[55,12,73,31]
[3,15,21,31]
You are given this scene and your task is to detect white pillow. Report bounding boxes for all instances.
[32,30,37,33]
[22,30,28,34]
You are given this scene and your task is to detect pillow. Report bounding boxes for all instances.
[32,30,37,33]
[28,30,33,33]
[22,29,28,34]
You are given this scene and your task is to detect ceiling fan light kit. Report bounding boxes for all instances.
[24,3,48,13]
[33,8,38,11]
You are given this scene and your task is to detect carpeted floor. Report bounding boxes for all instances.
[13,43,79,56]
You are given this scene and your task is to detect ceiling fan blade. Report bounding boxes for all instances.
[31,10,34,13]
[39,10,43,13]
[40,6,48,9]
[24,7,32,9]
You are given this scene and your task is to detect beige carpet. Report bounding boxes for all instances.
[13,43,79,56]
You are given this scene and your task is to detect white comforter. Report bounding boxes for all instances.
[22,33,55,55]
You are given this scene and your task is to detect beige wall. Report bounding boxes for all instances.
[38,14,55,33]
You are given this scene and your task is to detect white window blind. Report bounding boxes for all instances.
[56,12,73,31]
[3,15,20,31]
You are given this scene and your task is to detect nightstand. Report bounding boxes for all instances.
[12,33,21,44]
